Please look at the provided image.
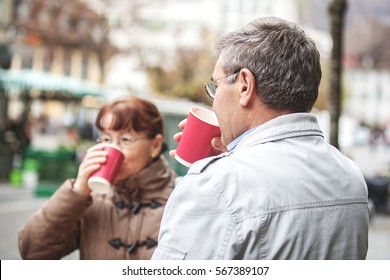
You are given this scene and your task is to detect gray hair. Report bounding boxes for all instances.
[216,17,322,113]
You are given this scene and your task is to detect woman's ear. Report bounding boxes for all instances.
[238,68,256,107]
[150,134,164,158]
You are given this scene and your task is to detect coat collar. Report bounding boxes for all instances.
[234,113,324,152]
[112,155,175,202]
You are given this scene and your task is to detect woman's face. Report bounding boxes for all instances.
[99,113,163,181]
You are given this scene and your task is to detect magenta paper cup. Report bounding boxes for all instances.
[175,106,221,167]
[87,144,124,194]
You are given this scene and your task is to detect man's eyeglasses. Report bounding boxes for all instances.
[96,135,149,148]
[204,69,241,99]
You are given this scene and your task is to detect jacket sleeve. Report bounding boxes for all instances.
[152,164,237,260]
[18,179,92,259]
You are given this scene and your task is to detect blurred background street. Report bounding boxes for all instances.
[0,183,79,260]
[1,145,390,260]
[1,0,390,260]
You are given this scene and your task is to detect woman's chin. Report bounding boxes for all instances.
[115,174,126,181]
[115,170,137,182]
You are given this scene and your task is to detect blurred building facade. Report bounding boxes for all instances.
[1,0,113,83]
[80,0,307,100]
[86,0,389,146]
[0,0,115,125]
[343,18,390,128]
[0,0,115,181]
[2,0,389,165]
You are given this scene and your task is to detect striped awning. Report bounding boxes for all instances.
[0,69,104,97]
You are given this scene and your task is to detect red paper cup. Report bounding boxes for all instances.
[175,106,221,167]
[87,144,124,194]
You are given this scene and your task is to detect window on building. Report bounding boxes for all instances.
[39,7,51,28]
[21,55,33,69]
[17,0,31,23]
[43,52,53,72]
[377,86,382,100]
[0,0,3,25]
[81,54,88,80]
[63,52,71,76]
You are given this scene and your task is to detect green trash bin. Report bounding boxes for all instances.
[9,169,22,187]
[22,158,40,189]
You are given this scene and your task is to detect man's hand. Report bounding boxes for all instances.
[168,119,227,159]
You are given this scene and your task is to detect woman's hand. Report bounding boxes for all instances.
[73,144,108,197]
[168,119,227,159]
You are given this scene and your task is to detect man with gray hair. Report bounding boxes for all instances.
[153,17,369,259]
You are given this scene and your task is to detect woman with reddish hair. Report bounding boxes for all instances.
[19,96,176,259]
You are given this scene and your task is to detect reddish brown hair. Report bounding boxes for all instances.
[95,96,164,139]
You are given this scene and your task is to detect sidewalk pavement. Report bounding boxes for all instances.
[0,182,78,259]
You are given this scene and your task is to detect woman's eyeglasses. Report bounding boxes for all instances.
[96,135,149,148]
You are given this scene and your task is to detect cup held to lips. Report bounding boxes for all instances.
[175,106,221,167]
[87,144,124,194]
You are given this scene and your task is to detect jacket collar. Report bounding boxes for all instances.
[234,113,324,152]
[112,155,175,202]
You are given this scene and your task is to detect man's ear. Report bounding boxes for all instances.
[238,68,256,107]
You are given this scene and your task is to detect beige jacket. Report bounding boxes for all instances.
[19,156,175,260]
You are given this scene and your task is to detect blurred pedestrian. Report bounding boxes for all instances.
[153,17,369,260]
[19,96,176,259]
